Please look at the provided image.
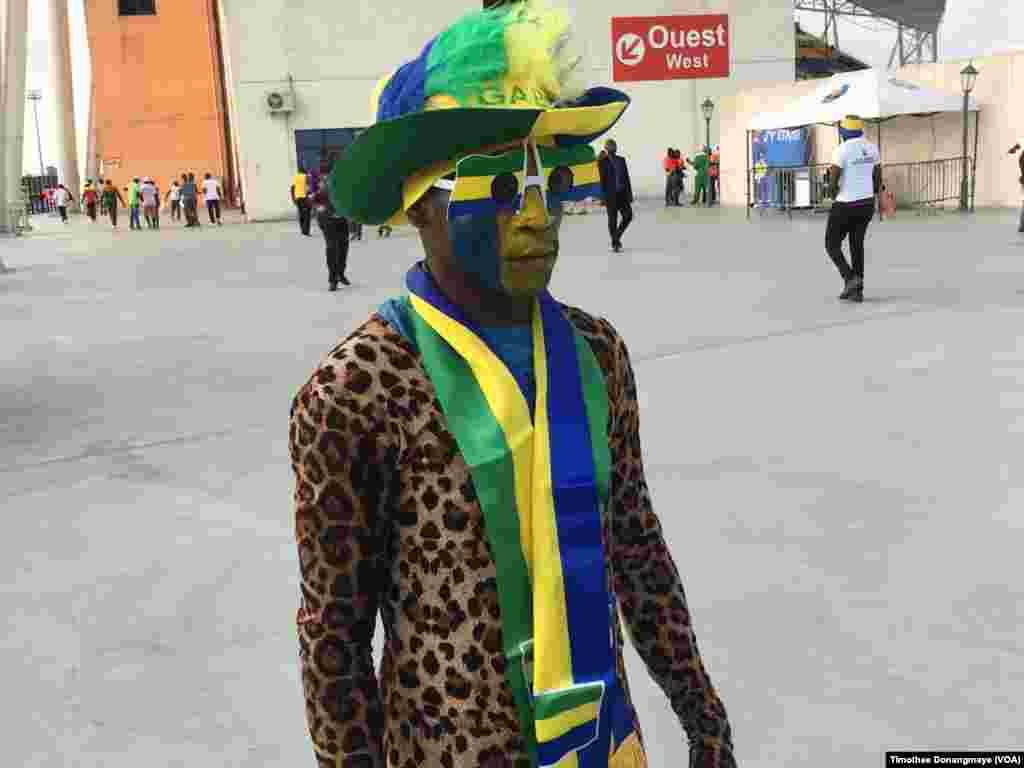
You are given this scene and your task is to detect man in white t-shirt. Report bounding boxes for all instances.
[202,173,223,225]
[54,184,73,223]
[826,115,881,303]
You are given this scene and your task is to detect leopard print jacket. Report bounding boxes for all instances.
[289,306,736,768]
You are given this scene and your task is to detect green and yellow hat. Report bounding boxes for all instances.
[329,0,630,226]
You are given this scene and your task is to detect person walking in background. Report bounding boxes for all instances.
[181,173,200,227]
[1010,143,1024,232]
[97,178,107,215]
[313,160,350,291]
[141,177,160,229]
[598,138,634,253]
[54,184,73,223]
[291,166,312,236]
[178,173,193,226]
[82,180,98,222]
[663,147,681,207]
[101,180,126,229]
[672,148,685,205]
[826,115,881,303]
[202,173,223,225]
[690,146,709,206]
[709,145,721,206]
[349,218,363,241]
[378,223,392,238]
[165,179,182,221]
[128,178,142,230]
[678,149,689,203]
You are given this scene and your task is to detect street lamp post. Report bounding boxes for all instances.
[27,90,46,179]
[701,98,714,207]
[701,98,714,153]
[959,62,978,212]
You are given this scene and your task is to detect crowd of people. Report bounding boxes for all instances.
[77,172,224,230]
[29,184,77,222]
[662,145,722,207]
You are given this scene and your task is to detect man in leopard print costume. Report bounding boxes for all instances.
[289,4,736,767]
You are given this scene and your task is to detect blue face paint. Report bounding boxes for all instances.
[448,211,503,291]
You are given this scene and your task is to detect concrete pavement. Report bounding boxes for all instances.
[3,204,1023,766]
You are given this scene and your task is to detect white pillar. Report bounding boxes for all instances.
[48,0,79,210]
[85,78,97,181]
[2,0,29,236]
[0,0,8,237]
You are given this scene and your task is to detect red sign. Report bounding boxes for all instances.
[612,15,730,82]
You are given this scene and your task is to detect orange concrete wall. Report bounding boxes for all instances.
[84,0,229,197]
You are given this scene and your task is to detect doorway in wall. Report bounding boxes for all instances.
[294,128,367,173]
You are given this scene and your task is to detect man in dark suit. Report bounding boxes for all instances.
[598,139,634,253]
[1010,144,1024,232]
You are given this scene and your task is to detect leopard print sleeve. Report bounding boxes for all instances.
[289,328,399,768]
[601,318,738,768]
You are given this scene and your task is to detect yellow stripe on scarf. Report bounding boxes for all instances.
[530,300,577,768]
[609,732,647,768]
[536,700,601,743]
[408,294,536,572]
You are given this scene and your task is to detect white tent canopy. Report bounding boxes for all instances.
[748,68,979,131]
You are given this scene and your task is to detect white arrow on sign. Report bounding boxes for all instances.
[615,33,645,67]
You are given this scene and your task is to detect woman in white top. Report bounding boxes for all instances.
[165,180,182,221]
[141,177,160,229]
[202,173,222,225]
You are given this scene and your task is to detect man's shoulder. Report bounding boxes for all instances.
[560,304,628,375]
[291,314,422,420]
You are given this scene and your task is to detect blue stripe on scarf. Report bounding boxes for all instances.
[537,718,600,768]
[538,293,623,768]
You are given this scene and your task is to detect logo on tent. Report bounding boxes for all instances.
[821,83,850,104]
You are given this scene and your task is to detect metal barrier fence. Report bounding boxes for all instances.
[881,157,974,212]
[749,163,833,215]
[747,156,975,218]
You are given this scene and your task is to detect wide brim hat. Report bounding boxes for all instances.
[329,1,630,226]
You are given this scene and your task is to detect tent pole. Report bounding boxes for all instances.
[746,130,751,220]
[971,109,980,212]
[878,120,884,222]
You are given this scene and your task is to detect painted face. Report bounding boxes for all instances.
[443,140,601,297]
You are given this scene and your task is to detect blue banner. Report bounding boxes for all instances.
[752,127,811,207]
[752,127,811,168]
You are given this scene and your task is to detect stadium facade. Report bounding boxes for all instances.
[217,0,796,220]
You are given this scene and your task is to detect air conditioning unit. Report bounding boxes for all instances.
[265,90,295,114]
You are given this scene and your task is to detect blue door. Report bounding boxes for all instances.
[295,128,366,172]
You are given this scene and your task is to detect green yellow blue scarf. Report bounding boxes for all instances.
[405,265,644,768]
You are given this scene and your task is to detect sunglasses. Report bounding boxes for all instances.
[438,142,601,219]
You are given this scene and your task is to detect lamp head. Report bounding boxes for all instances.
[960,62,979,94]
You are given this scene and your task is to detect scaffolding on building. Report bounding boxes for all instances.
[794,0,947,68]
